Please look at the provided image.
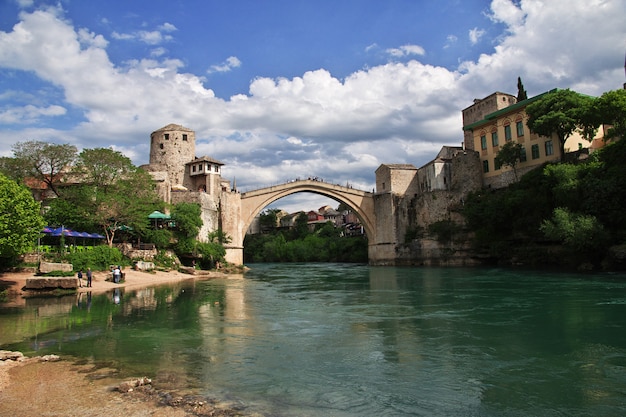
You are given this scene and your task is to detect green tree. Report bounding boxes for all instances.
[74,148,136,191]
[11,141,78,197]
[540,207,608,253]
[516,76,528,101]
[0,174,45,261]
[259,208,280,232]
[495,141,525,181]
[208,230,231,245]
[590,88,626,141]
[172,202,203,239]
[196,241,226,269]
[526,89,596,160]
[44,149,161,245]
[292,212,309,239]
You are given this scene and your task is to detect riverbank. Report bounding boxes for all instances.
[0,267,233,307]
[0,352,249,416]
[0,267,253,416]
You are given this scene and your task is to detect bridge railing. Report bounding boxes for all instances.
[240,177,363,193]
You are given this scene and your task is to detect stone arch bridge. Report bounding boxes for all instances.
[222,179,391,265]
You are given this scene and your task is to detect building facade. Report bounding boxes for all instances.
[462,90,603,189]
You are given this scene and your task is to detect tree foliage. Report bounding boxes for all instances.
[74,148,136,190]
[259,209,280,232]
[526,89,595,159]
[590,88,626,140]
[463,138,626,268]
[516,76,528,101]
[0,173,45,261]
[244,220,367,263]
[11,141,78,197]
[495,141,525,181]
[171,202,203,239]
[44,149,162,245]
[540,208,608,253]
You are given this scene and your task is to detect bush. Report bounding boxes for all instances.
[67,245,124,271]
[153,250,179,270]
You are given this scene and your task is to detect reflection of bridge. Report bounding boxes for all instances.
[240,179,375,239]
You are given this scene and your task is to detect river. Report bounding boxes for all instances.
[2,263,626,416]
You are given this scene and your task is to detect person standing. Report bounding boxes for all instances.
[113,265,121,283]
[77,269,83,287]
[86,268,92,288]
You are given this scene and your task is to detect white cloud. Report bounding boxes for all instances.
[469,27,485,45]
[0,0,624,211]
[16,0,34,8]
[386,44,426,58]
[365,43,378,53]
[111,24,174,45]
[207,56,242,74]
[444,34,458,49]
[159,22,177,32]
[0,104,66,124]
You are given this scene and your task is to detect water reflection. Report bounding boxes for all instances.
[2,266,626,416]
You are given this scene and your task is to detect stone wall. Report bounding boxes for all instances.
[370,150,483,266]
[171,191,220,242]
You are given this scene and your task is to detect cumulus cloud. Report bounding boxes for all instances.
[0,0,624,212]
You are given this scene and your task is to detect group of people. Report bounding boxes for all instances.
[76,268,92,288]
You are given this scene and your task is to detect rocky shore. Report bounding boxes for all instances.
[0,350,251,416]
[0,268,256,417]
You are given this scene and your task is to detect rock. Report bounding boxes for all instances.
[38,262,73,273]
[24,278,78,290]
[39,354,60,362]
[0,350,25,362]
[134,260,155,271]
[179,266,196,275]
[117,377,152,393]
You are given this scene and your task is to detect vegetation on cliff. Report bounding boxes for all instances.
[463,138,626,269]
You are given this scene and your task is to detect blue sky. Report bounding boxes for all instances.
[0,0,624,213]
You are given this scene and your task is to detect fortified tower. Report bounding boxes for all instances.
[149,124,195,188]
[142,123,244,265]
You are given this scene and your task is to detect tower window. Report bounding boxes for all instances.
[164,134,169,140]
[183,134,188,141]
[159,144,164,149]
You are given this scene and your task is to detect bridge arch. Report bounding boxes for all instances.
[239,179,376,243]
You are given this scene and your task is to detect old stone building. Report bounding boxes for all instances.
[140,124,243,264]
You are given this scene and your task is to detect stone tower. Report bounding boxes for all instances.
[149,124,195,188]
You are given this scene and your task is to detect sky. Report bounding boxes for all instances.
[0,0,624,213]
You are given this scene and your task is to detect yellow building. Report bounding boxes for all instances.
[462,90,603,188]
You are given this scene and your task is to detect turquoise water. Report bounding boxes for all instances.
[2,264,626,416]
